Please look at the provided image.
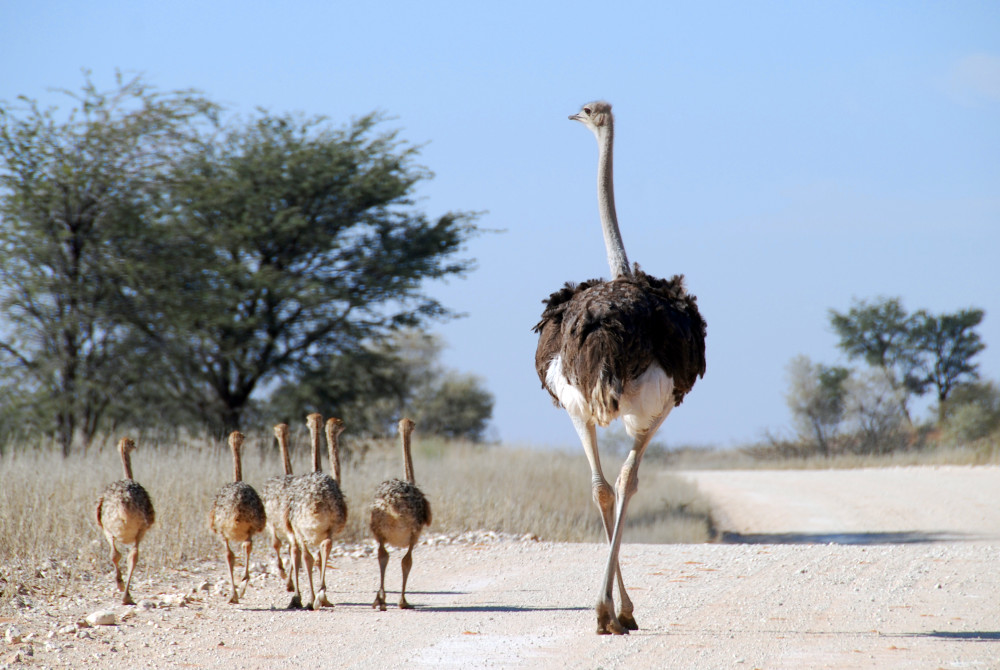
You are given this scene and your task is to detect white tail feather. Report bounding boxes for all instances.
[620,364,675,438]
[545,356,593,424]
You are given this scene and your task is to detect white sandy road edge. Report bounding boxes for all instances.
[683,465,1000,542]
[4,466,999,670]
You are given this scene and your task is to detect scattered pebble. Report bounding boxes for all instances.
[3,627,21,645]
[85,610,116,627]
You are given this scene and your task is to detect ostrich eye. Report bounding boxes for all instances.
[582,107,592,115]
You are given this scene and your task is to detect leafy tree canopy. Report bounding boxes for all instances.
[907,308,985,418]
[829,297,985,426]
[0,73,484,449]
[0,71,216,453]
[149,111,481,432]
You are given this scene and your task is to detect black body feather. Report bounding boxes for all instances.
[534,266,706,422]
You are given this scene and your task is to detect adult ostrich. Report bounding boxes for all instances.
[533,101,706,635]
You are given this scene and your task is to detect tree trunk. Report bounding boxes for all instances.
[221,403,244,435]
[55,411,75,458]
[57,337,79,458]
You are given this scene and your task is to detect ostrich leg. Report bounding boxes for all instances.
[288,541,304,609]
[316,538,334,607]
[223,542,239,604]
[238,540,253,597]
[596,410,670,635]
[122,545,140,606]
[374,541,390,611]
[301,542,317,610]
[569,414,638,634]
[399,544,415,609]
[107,539,125,591]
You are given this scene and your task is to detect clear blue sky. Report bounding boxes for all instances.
[2,1,998,449]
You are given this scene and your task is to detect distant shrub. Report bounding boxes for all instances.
[940,381,1000,445]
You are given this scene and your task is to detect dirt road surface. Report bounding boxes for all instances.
[4,465,999,669]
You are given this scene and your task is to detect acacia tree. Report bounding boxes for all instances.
[907,308,985,423]
[0,73,216,454]
[830,297,986,429]
[829,297,918,424]
[154,113,480,433]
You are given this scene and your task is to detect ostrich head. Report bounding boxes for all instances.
[306,412,323,434]
[228,430,245,453]
[117,437,136,455]
[569,101,613,136]
[273,423,289,442]
[398,417,415,436]
[325,417,345,439]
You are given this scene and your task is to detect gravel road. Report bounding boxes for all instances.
[4,465,999,669]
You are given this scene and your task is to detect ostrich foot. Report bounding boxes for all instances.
[227,593,240,605]
[373,593,387,611]
[287,595,303,610]
[596,601,627,635]
[399,596,413,610]
[317,591,333,608]
[121,593,135,606]
[115,576,125,592]
[237,578,250,598]
[618,611,639,631]
[285,576,295,592]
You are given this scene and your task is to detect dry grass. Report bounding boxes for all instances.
[661,436,1000,471]
[0,431,712,607]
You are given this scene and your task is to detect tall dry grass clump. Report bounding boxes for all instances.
[388,439,713,544]
[0,439,239,579]
[0,431,712,608]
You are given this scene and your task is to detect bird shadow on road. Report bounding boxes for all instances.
[718,530,975,545]
[905,631,1000,641]
[263,602,588,614]
[416,604,589,614]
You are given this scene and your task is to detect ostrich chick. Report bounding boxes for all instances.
[262,423,297,591]
[284,413,348,610]
[96,437,156,605]
[209,431,267,604]
[370,418,432,611]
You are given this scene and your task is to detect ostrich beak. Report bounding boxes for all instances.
[569,113,582,122]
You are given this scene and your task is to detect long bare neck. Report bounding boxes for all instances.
[401,430,415,484]
[278,434,292,476]
[231,446,243,483]
[596,122,631,279]
[326,427,341,485]
[120,448,133,480]
[310,427,322,473]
